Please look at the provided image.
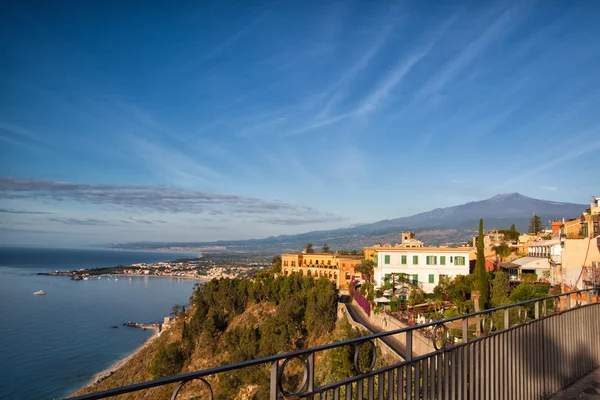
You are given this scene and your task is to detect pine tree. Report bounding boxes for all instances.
[475,219,489,309]
[528,214,543,234]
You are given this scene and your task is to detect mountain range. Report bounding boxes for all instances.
[112,193,587,253]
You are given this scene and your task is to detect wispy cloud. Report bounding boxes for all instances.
[415,7,521,102]
[205,12,270,60]
[0,176,342,225]
[0,122,47,143]
[257,215,346,226]
[0,208,52,215]
[542,186,558,191]
[48,218,117,226]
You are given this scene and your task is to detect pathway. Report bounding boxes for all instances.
[344,302,409,359]
[550,367,600,399]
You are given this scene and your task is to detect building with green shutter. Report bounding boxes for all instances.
[368,245,474,293]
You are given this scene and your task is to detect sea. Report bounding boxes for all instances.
[0,247,200,400]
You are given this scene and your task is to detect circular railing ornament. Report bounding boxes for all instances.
[432,323,450,350]
[517,307,528,324]
[575,292,583,307]
[553,296,562,313]
[171,377,213,400]
[354,340,377,374]
[277,356,309,398]
[480,313,494,335]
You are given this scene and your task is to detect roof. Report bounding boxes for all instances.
[511,257,550,269]
[369,246,473,253]
[499,262,520,270]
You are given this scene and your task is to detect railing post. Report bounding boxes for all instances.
[270,361,279,400]
[566,294,571,310]
[406,330,413,399]
[504,308,510,329]
[535,301,540,319]
[462,317,469,343]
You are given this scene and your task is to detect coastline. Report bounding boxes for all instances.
[75,329,160,394]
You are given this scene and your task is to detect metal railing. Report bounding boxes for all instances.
[67,287,600,400]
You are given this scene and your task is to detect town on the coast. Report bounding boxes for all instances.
[69,196,600,399]
[51,196,600,307]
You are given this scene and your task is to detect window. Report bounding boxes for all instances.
[412,274,418,285]
[284,261,288,267]
[450,256,453,263]
[291,261,296,267]
[440,256,446,265]
[426,256,437,265]
[428,274,434,283]
[327,260,331,265]
[412,255,419,264]
[401,255,407,264]
[454,256,465,265]
[384,255,391,264]
[345,272,351,280]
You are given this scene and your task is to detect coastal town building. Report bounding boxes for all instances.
[366,245,474,293]
[528,196,600,290]
[280,252,363,291]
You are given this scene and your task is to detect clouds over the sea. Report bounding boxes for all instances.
[0,176,343,225]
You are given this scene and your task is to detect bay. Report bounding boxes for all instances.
[0,247,200,400]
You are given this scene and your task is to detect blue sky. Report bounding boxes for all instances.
[1,1,599,247]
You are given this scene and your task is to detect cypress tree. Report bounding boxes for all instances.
[475,219,489,309]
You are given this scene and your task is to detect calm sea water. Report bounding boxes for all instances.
[0,247,199,400]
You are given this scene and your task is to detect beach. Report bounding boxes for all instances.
[76,329,160,393]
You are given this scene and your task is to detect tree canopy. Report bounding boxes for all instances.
[528,214,543,234]
[475,219,489,309]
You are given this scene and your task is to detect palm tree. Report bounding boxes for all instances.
[492,243,516,262]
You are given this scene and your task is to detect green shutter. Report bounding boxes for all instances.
[428,274,434,283]
[384,255,390,264]
[401,255,407,264]
[413,255,418,264]
[374,255,378,264]
[440,256,446,265]
[412,274,418,285]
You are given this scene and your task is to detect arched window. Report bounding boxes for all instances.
[284,269,288,275]
[345,272,351,280]
[329,272,332,278]
[299,269,304,276]
[327,260,331,265]
[315,260,319,265]
[307,270,311,276]
[334,273,337,279]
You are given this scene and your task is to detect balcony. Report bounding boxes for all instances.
[68,288,600,400]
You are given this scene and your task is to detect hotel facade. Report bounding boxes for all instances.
[366,245,474,293]
[280,252,363,291]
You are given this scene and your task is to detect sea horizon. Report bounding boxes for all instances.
[0,247,199,400]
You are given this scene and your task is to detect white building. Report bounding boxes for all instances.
[372,247,473,293]
[528,239,562,284]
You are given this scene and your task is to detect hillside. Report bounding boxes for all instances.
[110,193,586,253]
[71,275,379,399]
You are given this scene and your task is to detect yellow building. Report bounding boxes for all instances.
[280,252,363,291]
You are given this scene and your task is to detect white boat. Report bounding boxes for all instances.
[33,290,45,296]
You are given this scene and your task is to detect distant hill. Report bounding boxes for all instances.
[110,193,587,253]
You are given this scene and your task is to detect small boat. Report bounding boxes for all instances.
[83,276,89,281]
[110,325,118,329]
[33,290,45,296]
